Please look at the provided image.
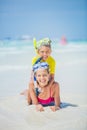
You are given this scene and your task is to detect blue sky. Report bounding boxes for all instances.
[0,0,87,40]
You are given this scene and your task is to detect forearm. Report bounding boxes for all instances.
[50,96,60,112]
[30,89,38,105]
[48,75,54,87]
[49,78,54,86]
[54,83,60,107]
[55,96,60,107]
[29,84,38,105]
[30,88,44,111]
[30,70,34,83]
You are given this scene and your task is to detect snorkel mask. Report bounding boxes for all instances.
[33,62,49,74]
[33,38,51,52]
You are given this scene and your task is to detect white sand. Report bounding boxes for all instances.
[0,94,87,130]
[0,43,87,130]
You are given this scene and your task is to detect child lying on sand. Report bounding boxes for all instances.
[27,62,60,112]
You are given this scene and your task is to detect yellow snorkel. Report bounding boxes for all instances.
[33,38,37,53]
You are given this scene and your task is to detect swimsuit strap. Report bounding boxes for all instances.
[34,57,42,65]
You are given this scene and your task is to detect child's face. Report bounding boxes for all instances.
[37,46,51,61]
[35,68,49,88]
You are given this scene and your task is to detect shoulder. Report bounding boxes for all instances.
[47,56,55,62]
[32,56,37,61]
[53,82,60,90]
[47,56,56,65]
[51,82,59,91]
[32,56,39,65]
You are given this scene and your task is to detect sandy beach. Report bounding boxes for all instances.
[0,41,87,130]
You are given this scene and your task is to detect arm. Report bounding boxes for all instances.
[49,57,56,86]
[29,70,34,83]
[50,82,60,111]
[47,74,54,88]
[29,82,44,111]
[29,82,38,105]
[54,82,60,107]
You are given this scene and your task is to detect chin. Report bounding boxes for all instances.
[43,57,48,60]
[40,84,46,87]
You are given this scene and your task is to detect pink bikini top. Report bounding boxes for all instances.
[37,89,54,105]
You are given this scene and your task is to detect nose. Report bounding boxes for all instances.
[40,75,45,80]
[43,52,47,56]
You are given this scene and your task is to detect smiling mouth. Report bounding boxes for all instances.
[43,56,48,59]
[40,80,46,83]
[39,80,47,84]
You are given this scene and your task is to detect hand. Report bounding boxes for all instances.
[50,106,60,112]
[36,104,44,112]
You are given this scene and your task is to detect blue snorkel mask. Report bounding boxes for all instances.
[33,62,49,74]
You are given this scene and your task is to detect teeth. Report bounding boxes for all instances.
[41,81,45,83]
[40,80,45,83]
[43,56,47,59]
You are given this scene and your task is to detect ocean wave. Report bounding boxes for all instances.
[0,42,87,54]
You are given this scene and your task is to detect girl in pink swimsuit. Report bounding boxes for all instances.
[28,62,60,112]
[35,87,55,106]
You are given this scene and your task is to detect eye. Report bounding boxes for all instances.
[37,74,41,77]
[46,51,48,54]
[43,74,48,77]
[41,51,44,53]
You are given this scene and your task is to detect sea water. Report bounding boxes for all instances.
[0,40,87,97]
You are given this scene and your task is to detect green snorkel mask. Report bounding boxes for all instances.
[33,38,51,51]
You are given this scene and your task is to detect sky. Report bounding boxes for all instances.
[0,0,87,40]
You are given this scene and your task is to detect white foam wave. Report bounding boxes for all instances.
[0,43,87,56]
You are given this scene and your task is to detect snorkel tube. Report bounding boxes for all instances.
[33,38,37,53]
